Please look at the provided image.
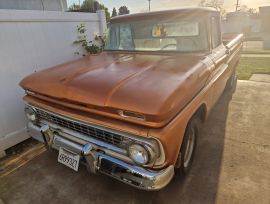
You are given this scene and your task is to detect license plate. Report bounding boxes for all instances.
[58,148,80,171]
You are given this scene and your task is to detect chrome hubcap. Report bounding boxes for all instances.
[183,128,195,168]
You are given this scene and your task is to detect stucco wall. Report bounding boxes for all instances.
[0,0,67,11]
[0,9,106,157]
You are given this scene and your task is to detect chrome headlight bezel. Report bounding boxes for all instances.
[128,140,159,166]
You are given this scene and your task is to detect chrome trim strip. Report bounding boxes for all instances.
[225,34,244,50]
[227,44,242,63]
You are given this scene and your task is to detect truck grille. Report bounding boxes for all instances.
[35,108,125,146]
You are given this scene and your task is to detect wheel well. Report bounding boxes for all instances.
[192,104,207,123]
[176,104,207,169]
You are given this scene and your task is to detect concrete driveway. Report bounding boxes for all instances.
[0,80,270,204]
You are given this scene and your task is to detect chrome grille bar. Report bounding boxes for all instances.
[35,108,125,147]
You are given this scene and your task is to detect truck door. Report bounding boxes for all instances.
[209,16,229,105]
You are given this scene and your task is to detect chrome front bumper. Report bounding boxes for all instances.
[27,122,174,190]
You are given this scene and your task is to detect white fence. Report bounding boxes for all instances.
[0,0,67,11]
[0,9,106,157]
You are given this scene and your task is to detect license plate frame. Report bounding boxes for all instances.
[58,147,80,171]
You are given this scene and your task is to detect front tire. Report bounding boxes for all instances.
[175,118,200,177]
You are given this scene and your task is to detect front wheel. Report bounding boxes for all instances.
[175,118,200,177]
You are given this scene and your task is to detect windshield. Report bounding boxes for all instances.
[105,17,209,53]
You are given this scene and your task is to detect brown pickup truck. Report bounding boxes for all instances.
[20,8,243,190]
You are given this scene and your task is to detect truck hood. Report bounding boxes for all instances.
[20,52,211,127]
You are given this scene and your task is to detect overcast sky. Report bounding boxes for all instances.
[67,0,270,13]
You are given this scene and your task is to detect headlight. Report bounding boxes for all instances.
[24,106,37,122]
[129,143,151,165]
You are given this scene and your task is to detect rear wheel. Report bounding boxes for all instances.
[175,118,200,177]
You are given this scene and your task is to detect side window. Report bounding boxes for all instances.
[119,24,134,50]
[211,17,221,48]
[106,26,120,50]
[105,24,133,50]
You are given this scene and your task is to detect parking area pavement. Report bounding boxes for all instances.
[0,80,269,204]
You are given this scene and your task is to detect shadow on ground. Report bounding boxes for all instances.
[0,91,233,204]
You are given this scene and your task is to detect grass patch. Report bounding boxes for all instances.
[237,57,270,80]
[242,50,270,55]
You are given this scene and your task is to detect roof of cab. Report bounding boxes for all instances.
[110,7,219,22]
